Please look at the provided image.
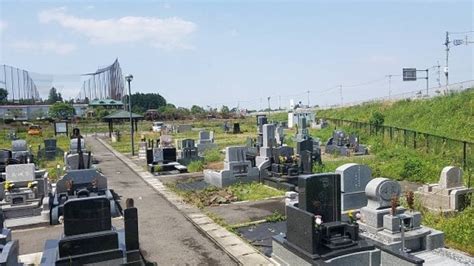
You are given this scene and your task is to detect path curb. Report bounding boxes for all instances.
[96,137,274,265]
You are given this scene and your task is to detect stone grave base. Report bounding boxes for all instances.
[262,176,297,191]
[203,169,259,188]
[360,226,444,253]
[272,234,381,266]
[1,200,48,219]
[148,162,187,175]
[177,156,204,166]
[359,207,406,234]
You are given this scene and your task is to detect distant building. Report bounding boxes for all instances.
[288,108,315,128]
[0,104,88,121]
[88,99,124,109]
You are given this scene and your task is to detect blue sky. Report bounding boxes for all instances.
[0,0,472,109]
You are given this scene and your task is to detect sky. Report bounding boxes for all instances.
[0,0,472,110]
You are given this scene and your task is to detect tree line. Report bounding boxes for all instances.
[0,87,244,121]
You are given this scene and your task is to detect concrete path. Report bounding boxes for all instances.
[88,137,236,265]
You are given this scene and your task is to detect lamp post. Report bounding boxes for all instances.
[125,74,134,156]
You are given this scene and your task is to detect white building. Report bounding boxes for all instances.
[288,108,315,128]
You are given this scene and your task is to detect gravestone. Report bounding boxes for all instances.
[177,139,201,165]
[335,163,372,213]
[326,130,368,156]
[176,124,192,133]
[0,210,19,265]
[439,166,463,189]
[152,148,164,162]
[298,150,312,174]
[272,173,380,265]
[50,169,117,225]
[275,125,285,146]
[41,196,148,265]
[1,163,50,220]
[298,173,341,222]
[65,153,92,170]
[5,164,35,182]
[359,178,444,253]
[196,130,217,155]
[295,117,310,141]
[44,139,57,160]
[0,149,12,173]
[11,140,31,163]
[233,123,241,134]
[417,166,472,212]
[69,138,86,153]
[204,146,259,187]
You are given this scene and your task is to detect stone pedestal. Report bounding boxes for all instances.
[204,146,259,188]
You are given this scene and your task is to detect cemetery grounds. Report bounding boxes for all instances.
[103,116,474,256]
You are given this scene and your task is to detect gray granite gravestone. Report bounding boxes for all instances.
[335,163,372,216]
[359,178,444,253]
[0,163,50,221]
[196,130,217,155]
[204,146,259,187]
[417,166,472,212]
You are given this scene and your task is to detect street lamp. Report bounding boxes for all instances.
[125,74,134,156]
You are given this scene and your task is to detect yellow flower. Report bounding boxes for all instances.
[348,210,354,218]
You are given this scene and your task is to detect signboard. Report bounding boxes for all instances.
[402,68,417,81]
[54,121,69,136]
[453,39,464,46]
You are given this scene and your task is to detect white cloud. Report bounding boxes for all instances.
[38,7,197,49]
[11,40,77,55]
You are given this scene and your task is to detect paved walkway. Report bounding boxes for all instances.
[88,137,236,265]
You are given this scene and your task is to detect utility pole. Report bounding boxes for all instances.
[259,97,262,111]
[267,97,271,116]
[339,85,343,106]
[444,31,450,93]
[436,61,441,87]
[306,90,310,107]
[425,69,429,96]
[278,95,281,110]
[386,75,393,99]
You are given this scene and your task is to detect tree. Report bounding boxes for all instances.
[47,87,63,104]
[125,92,167,114]
[49,102,75,120]
[190,105,205,114]
[220,105,230,118]
[369,111,385,133]
[0,88,8,104]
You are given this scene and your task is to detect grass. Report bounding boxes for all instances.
[314,90,474,255]
[187,160,204,172]
[318,88,474,141]
[229,182,285,201]
[166,181,285,208]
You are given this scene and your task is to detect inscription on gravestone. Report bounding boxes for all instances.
[298,173,341,222]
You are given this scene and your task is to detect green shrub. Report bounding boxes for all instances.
[204,149,222,163]
[187,160,204,172]
[400,157,424,181]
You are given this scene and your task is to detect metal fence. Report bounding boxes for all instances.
[322,117,473,186]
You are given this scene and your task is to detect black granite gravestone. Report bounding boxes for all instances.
[298,173,341,222]
[233,123,241,134]
[296,138,313,155]
[163,148,177,162]
[63,197,112,236]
